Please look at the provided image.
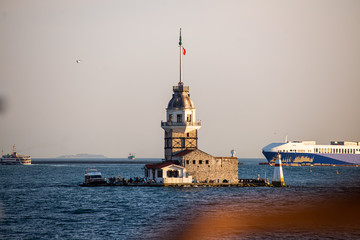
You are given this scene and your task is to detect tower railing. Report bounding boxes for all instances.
[161,121,201,127]
[173,85,189,92]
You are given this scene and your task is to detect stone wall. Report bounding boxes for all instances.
[173,149,238,183]
[164,129,198,160]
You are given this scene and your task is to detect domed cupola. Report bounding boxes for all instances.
[162,82,200,133]
[167,84,195,110]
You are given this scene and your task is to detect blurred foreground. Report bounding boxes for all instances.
[169,189,360,239]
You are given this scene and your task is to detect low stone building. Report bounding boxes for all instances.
[173,149,238,183]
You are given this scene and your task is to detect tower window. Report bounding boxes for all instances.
[199,160,203,164]
[177,114,182,123]
[187,114,192,122]
[186,160,189,165]
[187,133,190,137]
[206,160,209,164]
[169,114,173,122]
[193,160,196,164]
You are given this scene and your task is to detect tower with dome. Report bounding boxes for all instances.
[145,30,238,184]
[161,30,201,160]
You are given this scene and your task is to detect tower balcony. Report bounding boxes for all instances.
[173,85,189,92]
[161,121,201,133]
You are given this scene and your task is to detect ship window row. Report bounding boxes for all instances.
[278,148,358,154]
[279,150,311,153]
[314,148,357,154]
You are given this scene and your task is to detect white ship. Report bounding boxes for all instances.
[1,145,31,165]
[262,140,360,166]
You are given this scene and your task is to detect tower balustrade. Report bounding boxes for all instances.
[161,121,201,127]
[173,85,189,92]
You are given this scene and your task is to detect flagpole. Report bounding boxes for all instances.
[179,28,183,85]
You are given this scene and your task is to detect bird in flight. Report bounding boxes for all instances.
[76,59,81,63]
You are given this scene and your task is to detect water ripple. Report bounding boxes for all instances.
[1,160,360,239]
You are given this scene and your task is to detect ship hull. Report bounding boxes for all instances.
[263,151,360,166]
[0,158,31,165]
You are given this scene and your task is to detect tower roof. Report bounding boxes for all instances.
[167,84,195,109]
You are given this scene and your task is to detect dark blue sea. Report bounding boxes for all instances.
[1,158,360,240]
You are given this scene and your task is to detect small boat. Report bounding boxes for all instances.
[80,169,107,186]
[128,153,135,160]
[1,145,31,165]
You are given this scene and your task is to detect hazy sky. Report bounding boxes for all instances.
[1,0,359,158]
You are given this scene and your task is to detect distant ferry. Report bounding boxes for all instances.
[128,153,135,160]
[1,145,31,165]
[262,140,360,166]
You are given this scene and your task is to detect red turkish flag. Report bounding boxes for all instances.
[183,47,186,55]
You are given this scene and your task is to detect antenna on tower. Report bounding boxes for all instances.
[179,28,183,85]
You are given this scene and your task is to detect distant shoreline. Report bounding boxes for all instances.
[32,158,163,165]
[56,154,108,158]
[31,158,263,165]
[32,160,160,164]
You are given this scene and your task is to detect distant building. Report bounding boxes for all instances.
[147,29,238,183]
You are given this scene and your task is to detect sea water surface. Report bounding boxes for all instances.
[1,158,360,239]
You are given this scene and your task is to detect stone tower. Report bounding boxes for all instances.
[161,29,201,160]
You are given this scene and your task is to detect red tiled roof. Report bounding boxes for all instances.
[174,150,195,157]
[145,160,182,169]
